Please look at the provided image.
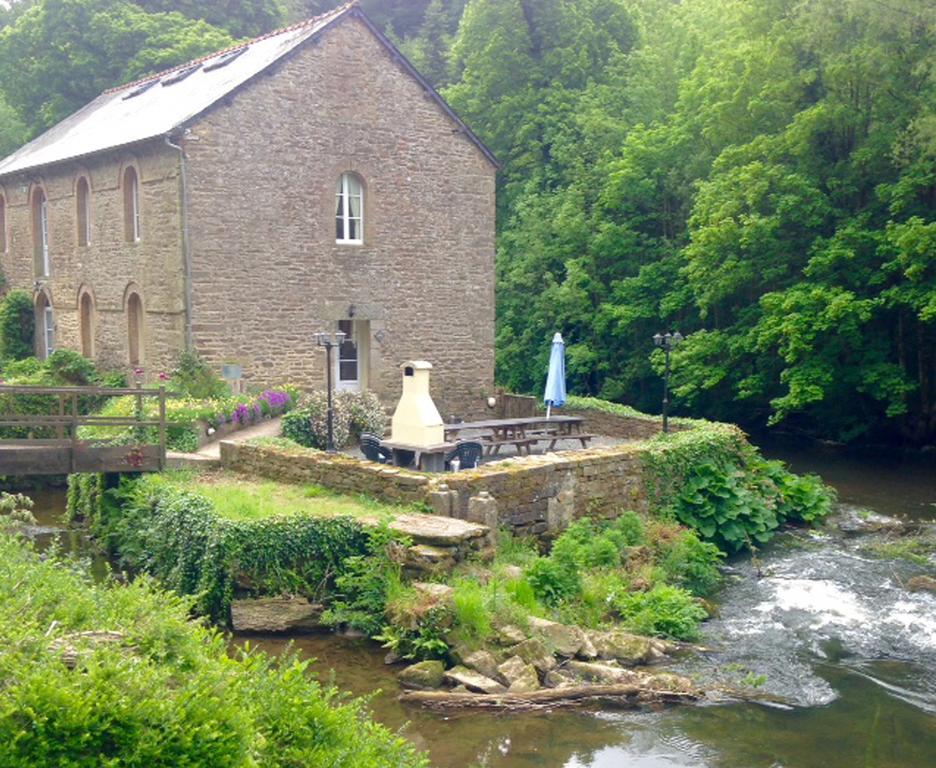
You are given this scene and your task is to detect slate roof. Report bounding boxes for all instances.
[0,2,496,178]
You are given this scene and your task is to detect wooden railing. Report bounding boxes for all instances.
[0,385,167,475]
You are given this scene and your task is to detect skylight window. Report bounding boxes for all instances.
[123,79,159,100]
[203,47,248,72]
[161,64,202,86]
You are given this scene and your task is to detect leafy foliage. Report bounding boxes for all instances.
[283,390,387,450]
[170,349,229,399]
[0,527,428,767]
[612,584,708,641]
[67,473,371,621]
[0,290,35,361]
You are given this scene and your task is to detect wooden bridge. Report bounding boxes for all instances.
[0,385,167,475]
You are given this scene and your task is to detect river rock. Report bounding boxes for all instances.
[565,660,639,685]
[643,671,694,693]
[464,650,502,682]
[400,544,457,574]
[508,638,557,674]
[494,624,526,646]
[497,655,539,692]
[527,616,584,657]
[398,660,445,690]
[589,630,653,665]
[577,632,598,660]
[543,668,579,689]
[412,581,455,603]
[836,507,905,535]
[444,665,507,694]
[230,596,322,633]
[907,575,936,594]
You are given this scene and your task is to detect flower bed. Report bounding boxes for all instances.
[78,386,299,453]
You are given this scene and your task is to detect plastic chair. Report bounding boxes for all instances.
[445,440,483,470]
[360,433,389,464]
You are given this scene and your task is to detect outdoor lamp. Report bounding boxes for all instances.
[314,330,346,453]
[653,330,683,434]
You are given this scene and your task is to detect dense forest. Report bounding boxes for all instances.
[0,0,933,445]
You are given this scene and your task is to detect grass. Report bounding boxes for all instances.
[159,470,400,522]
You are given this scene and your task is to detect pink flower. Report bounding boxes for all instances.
[133,367,145,379]
[158,372,169,382]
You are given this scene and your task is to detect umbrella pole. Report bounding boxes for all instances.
[546,402,551,419]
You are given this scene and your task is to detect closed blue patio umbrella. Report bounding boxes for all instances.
[543,332,566,419]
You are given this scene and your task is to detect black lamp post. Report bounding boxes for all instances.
[314,330,346,453]
[653,331,683,433]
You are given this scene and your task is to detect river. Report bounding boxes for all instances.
[24,441,936,767]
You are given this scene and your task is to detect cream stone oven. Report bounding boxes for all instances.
[390,361,444,446]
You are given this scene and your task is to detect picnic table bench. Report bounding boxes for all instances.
[444,416,592,456]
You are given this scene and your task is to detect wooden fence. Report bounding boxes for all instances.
[0,385,167,475]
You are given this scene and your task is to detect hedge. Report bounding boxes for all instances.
[0,525,427,767]
[67,473,370,622]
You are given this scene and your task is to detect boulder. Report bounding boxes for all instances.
[400,544,457,574]
[494,624,526,646]
[501,565,524,581]
[565,660,639,685]
[497,655,539,693]
[464,650,502,682]
[443,665,507,694]
[589,630,653,665]
[508,638,557,674]
[643,671,694,693]
[576,632,598,660]
[398,660,445,690]
[907,575,936,594]
[230,596,322,633]
[527,616,584,657]
[836,507,905,535]
[543,668,579,689]
[412,582,455,603]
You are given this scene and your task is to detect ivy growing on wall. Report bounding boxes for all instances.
[67,473,371,622]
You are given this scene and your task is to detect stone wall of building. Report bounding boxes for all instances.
[0,144,186,375]
[182,14,497,418]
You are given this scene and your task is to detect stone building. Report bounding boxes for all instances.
[0,2,497,415]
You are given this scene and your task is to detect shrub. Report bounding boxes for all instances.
[171,349,229,399]
[67,474,370,621]
[525,556,581,606]
[0,289,34,361]
[283,391,351,449]
[655,530,724,596]
[613,584,708,640]
[321,525,403,636]
[0,528,428,768]
[45,348,97,385]
[341,389,388,440]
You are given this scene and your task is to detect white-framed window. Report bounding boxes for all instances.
[33,188,50,276]
[124,166,140,243]
[335,173,363,244]
[44,305,55,358]
[76,176,91,247]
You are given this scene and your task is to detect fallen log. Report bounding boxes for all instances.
[399,684,701,711]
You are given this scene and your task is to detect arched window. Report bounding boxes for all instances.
[35,292,54,360]
[127,291,143,365]
[76,177,91,247]
[0,192,7,253]
[32,187,50,276]
[79,289,95,358]
[335,172,363,243]
[123,166,140,243]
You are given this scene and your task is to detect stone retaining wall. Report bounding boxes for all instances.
[220,441,431,505]
[222,440,654,539]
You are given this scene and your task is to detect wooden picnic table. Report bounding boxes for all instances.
[443,416,591,456]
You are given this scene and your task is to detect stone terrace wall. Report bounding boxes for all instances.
[429,445,651,538]
[220,442,430,505]
[221,440,657,539]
